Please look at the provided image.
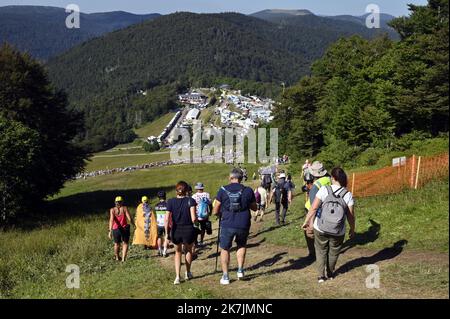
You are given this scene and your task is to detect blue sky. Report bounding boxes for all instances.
[1,0,428,16]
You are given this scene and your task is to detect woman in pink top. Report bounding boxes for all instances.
[109,196,134,262]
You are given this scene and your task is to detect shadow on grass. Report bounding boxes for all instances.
[21,186,174,230]
[248,224,288,239]
[335,239,408,276]
[244,254,316,281]
[340,219,381,254]
[246,252,288,272]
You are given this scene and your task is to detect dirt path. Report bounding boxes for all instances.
[157,209,449,299]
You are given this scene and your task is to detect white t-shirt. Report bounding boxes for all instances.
[313,185,354,236]
[256,186,267,205]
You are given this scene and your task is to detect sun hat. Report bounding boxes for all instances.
[195,182,205,190]
[308,161,327,178]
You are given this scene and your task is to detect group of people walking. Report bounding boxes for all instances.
[108,161,355,285]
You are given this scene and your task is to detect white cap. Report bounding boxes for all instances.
[279,173,286,178]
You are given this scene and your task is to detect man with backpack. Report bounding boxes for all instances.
[213,168,257,285]
[191,182,212,248]
[253,183,267,222]
[302,167,355,283]
[269,173,292,226]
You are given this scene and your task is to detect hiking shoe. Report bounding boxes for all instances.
[318,276,327,284]
[185,272,194,281]
[220,274,230,285]
[174,277,181,285]
[237,270,245,280]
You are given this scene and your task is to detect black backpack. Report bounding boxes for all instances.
[221,185,245,213]
[274,181,288,203]
[262,174,272,188]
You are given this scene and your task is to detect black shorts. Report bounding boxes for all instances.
[171,225,196,245]
[219,227,249,250]
[112,225,130,244]
[198,220,208,231]
[157,226,165,238]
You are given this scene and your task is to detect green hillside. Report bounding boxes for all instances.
[134,112,176,139]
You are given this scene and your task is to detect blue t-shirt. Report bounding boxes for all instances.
[167,197,196,226]
[216,183,256,230]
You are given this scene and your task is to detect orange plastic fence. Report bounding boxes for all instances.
[348,153,449,198]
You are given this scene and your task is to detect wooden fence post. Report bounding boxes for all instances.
[351,173,355,194]
[414,156,422,190]
[410,155,416,188]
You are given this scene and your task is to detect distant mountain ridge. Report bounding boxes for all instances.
[251,8,398,39]
[328,13,397,29]
[0,5,161,60]
[252,9,314,18]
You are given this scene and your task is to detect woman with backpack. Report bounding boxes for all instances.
[166,181,198,285]
[302,167,355,283]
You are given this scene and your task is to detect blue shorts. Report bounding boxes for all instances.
[219,227,249,250]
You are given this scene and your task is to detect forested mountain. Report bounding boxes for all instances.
[0,6,160,60]
[251,9,314,20]
[46,11,394,151]
[273,0,449,167]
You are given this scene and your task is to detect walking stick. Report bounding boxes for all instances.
[214,215,222,273]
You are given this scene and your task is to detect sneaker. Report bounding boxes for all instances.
[198,241,204,247]
[237,269,245,280]
[185,271,193,281]
[318,276,327,284]
[220,274,230,285]
[174,277,181,285]
[162,251,167,258]
[158,250,162,256]
[327,272,335,280]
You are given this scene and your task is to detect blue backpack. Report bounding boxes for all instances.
[197,197,210,219]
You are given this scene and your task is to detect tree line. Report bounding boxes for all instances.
[272,0,449,168]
